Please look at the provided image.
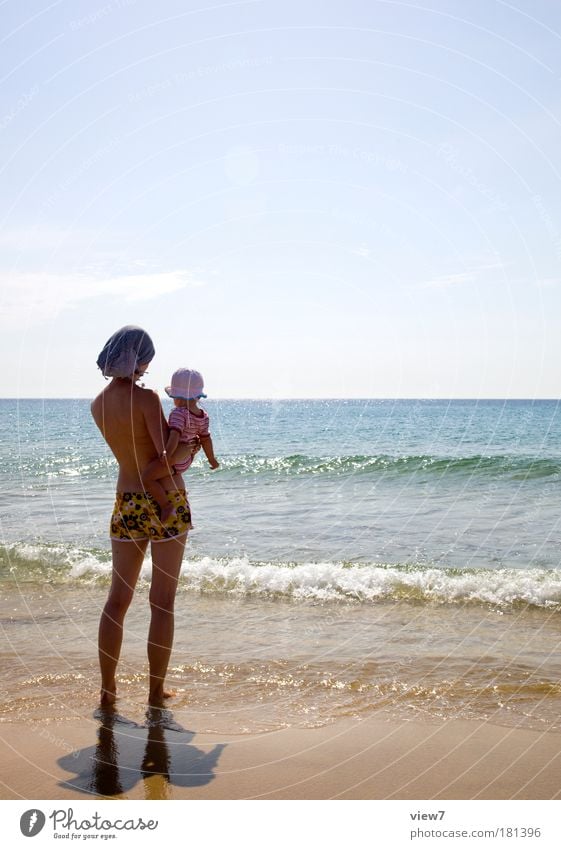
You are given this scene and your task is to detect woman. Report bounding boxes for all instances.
[91,326,193,707]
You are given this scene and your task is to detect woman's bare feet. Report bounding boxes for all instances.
[148,687,176,708]
[100,685,117,706]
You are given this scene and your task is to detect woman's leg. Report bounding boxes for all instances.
[147,533,187,706]
[98,539,148,704]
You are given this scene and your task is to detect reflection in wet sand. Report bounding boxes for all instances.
[57,707,226,799]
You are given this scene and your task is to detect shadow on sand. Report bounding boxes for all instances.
[57,707,226,799]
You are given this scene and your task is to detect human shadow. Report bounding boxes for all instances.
[57,706,226,799]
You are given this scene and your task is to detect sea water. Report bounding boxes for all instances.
[1,399,561,732]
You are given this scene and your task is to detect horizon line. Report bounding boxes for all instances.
[2,397,561,403]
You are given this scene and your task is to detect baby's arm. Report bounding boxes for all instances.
[199,434,219,469]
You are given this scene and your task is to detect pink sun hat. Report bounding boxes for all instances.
[165,368,207,400]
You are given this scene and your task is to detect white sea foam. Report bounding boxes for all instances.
[3,542,561,609]
[2,542,112,579]
[176,556,561,609]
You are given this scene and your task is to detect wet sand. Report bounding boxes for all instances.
[1,713,560,800]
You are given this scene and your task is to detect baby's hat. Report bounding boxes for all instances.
[165,368,207,400]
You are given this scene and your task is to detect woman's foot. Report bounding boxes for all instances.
[148,687,176,708]
[100,686,117,706]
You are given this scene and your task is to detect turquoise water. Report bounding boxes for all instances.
[2,398,561,732]
[2,398,561,569]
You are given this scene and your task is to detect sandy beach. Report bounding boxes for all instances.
[1,714,560,800]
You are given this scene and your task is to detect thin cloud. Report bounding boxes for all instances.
[419,261,506,290]
[0,227,91,250]
[95,270,204,301]
[420,270,475,290]
[351,246,371,258]
[0,269,204,325]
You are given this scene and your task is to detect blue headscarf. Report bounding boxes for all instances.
[96,326,155,378]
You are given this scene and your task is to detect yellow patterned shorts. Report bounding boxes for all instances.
[110,489,192,542]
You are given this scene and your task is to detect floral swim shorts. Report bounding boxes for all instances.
[110,489,192,542]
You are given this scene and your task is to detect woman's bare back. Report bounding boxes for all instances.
[91,379,180,491]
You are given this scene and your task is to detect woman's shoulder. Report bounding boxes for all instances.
[90,386,110,421]
[135,385,161,406]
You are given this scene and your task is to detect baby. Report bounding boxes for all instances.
[142,368,219,522]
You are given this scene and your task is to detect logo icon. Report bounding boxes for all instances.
[20,810,46,837]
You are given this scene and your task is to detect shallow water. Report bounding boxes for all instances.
[2,576,561,733]
[1,399,561,732]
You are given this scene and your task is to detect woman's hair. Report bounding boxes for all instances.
[96,326,155,378]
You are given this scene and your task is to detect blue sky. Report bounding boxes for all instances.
[1,0,561,397]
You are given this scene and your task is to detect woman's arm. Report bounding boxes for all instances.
[142,389,169,457]
[161,429,180,461]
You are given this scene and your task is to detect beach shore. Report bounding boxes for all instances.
[1,714,560,800]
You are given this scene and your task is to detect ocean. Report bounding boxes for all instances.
[1,398,561,733]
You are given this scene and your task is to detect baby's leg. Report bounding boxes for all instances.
[142,458,174,523]
[171,442,197,472]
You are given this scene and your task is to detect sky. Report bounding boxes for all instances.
[1,0,561,398]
